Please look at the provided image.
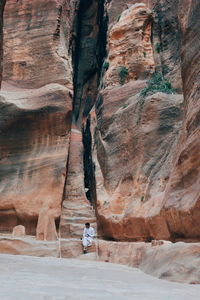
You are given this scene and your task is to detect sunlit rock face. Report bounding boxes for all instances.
[0,0,72,239]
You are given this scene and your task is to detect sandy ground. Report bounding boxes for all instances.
[0,254,199,300]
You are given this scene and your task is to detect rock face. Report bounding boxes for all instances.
[0,0,6,86]
[0,0,72,238]
[95,85,183,240]
[98,240,200,284]
[104,4,155,87]
[160,0,200,239]
[93,0,200,242]
[59,0,107,238]
[3,0,72,89]
[12,225,26,237]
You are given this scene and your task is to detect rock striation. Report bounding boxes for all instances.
[0,0,72,239]
[104,4,155,87]
[93,0,200,242]
[0,0,6,87]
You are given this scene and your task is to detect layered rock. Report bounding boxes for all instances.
[0,0,73,239]
[98,240,200,284]
[60,0,107,238]
[0,0,6,86]
[3,0,72,89]
[104,4,155,87]
[95,87,183,240]
[93,0,200,242]
[161,0,200,239]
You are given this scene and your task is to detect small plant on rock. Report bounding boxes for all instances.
[140,72,175,98]
[155,42,162,53]
[118,66,129,85]
[116,14,121,22]
[102,61,109,71]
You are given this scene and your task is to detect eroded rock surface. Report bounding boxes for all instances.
[104,4,155,87]
[0,0,6,86]
[98,240,200,284]
[93,0,200,242]
[0,0,72,238]
[162,0,200,239]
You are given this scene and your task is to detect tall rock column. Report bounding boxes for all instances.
[162,0,200,239]
[94,3,183,241]
[59,0,107,239]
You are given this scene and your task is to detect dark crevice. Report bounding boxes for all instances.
[82,117,97,207]
[71,0,107,124]
[70,0,108,205]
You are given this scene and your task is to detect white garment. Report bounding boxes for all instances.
[82,227,95,248]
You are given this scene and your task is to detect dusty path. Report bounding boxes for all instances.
[0,254,199,300]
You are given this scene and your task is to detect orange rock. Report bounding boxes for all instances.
[98,240,200,284]
[36,209,58,241]
[12,225,26,237]
[0,0,72,238]
[104,4,155,87]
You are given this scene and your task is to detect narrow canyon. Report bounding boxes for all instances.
[0,0,200,284]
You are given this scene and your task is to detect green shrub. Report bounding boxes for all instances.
[102,61,109,71]
[116,14,121,22]
[118,66,129,85]
[155,42,162,53]
[121,103,128,109]
[140,72,175,98]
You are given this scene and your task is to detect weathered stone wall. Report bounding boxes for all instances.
[0,0,72,239]
[0,0,6,86]
[94,0,200,241]
[162,0,200,239]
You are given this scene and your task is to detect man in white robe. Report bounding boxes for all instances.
[82,223,95,253]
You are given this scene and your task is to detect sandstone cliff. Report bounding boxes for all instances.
[0,0,199,244]
[0,0,73,239]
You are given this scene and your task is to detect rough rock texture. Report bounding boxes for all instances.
[3,0,72,89]
[12,225,26,237]
[161,0,200,240]
[95,87,183,240]
[0,235,59,257]
[93,0,200,242]
[59,0,107,238]
[0,0,6,86]
[0,234,96,258]
[95,2,185,241]
[2,236,200,285]
[104,4,155,87]
[0,0,72,238]
[98,240,200,284]
[59,128,96,238]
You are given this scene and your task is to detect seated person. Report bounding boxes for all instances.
[82,222,95,253]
